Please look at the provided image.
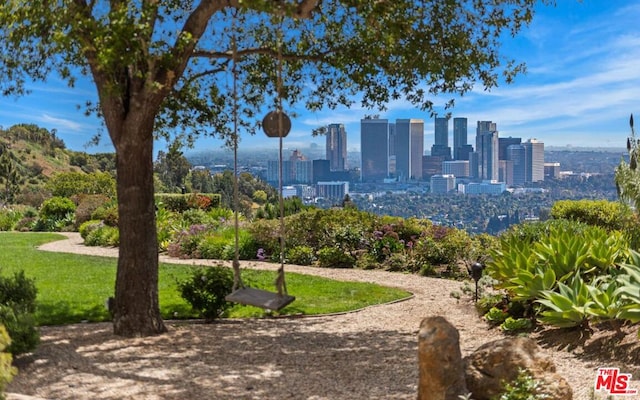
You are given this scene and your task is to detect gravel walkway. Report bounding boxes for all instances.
[5,233,618,399]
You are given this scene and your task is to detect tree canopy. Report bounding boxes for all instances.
[0,0,549,336]
[1,0,546,141]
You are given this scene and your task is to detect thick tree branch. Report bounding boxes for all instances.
[193,47,331,63]
[294,0,321,19]
[156,0,226,91]
[70,0,128,140]
[182,62,231,85]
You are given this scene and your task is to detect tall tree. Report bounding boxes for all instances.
[0,147,20,205]
[154,140,192,192]
[0,0,547,337]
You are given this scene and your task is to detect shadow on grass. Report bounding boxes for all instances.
[36,302,111,326]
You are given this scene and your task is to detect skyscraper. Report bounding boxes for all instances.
[475,121,499,181]
[431,117,451,159]
[326,123,347,171]
[360,117,389,182]
[395,119,424,181]
[388,123,397,178]
[523,139,545,183]
[506,144,526,186]
[453,117,470,160]
[498,137,521,160]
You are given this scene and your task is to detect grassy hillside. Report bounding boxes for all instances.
[0,124,115,204]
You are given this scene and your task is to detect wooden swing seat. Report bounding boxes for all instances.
[225,287,295,311]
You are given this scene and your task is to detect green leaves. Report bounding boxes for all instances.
[537,277,591,328]
[534,251,640,329]
[613,257,640,324]
[488,220,640,330]
[487,223,629,304]
[2,0,544,138]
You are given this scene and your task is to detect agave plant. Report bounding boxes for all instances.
[537,276,591,328]
[614,251,640,324]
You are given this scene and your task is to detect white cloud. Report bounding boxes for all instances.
[39,113,84,132]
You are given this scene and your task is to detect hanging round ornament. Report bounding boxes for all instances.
[262,110,291,138]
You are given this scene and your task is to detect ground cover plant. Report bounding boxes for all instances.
[0,232,410,325]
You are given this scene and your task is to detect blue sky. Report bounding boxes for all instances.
[1,1,639,154]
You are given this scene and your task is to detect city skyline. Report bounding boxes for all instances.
[1,2,639,154]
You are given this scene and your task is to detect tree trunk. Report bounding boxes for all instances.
[111,115,167,337]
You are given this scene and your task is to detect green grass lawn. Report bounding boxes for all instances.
[0,232,411,325]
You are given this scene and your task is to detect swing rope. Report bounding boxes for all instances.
[225,11,293,310]
[231,10,244,292]
[275,14,288,298]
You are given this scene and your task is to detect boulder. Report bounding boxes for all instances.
[417,316,468,400]
[464,337,572,400]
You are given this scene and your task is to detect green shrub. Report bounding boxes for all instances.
[73,194,110,228]
[157,194,189,212]
[316,247,355,268]
[194,228,257,261]
[500,317,533,332]
[355,253,379,270]
[551,199,631,231]
[14,217,36,232]
[180,208,210,226]
[0,306,39,356]
[0,209,23,231]
[485,307,509,324]
[156,193,221,212]
[0,325,17,400]
[286,245,315,265]
[39,196,76,221]
[84,224,119,246]
[0,270,37,313]
[247,218,280,255]
[235,230,258,260]
[498,369,546,400]
[409,226,472,273]
[383,252,410,272]
[78,220,104,240]
[0,269,39,356]
[91,201,119,227]
[177,266,234,322]
[196,234,228,259]
[371,234,404,262]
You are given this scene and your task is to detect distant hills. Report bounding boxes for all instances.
[0,124,115,194]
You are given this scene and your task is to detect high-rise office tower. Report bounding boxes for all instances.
[475,121,499,181]
[431,117,452,159]
[523,139,545,183]
[506,144,526,186]
[295,160,314,183]
[499,160,514,187]
[395,119,424,181]
[312,159,330,183]
[360,117,389,182]
[388,123,397,178]
[453,117,470,160]
[326,123,347,171]
[498,137,521,160]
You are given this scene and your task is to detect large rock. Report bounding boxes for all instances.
[464,337,572,400]
[417,316,468,400]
